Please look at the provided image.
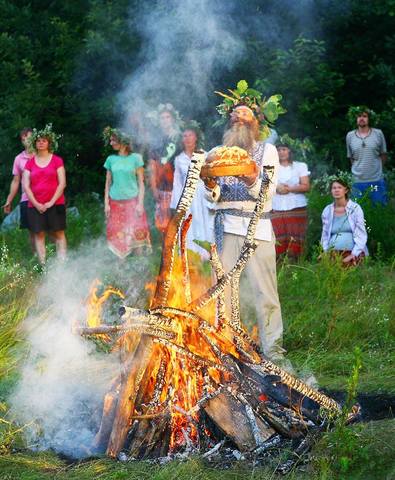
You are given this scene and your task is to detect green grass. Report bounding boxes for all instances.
[0,197,394,479]
[0,419,394,479]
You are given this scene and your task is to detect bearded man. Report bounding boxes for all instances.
[203,104,285,361]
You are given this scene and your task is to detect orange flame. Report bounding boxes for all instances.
[85,279,125,328]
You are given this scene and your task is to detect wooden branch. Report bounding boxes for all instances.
[209,244,227,327]
[152,152,205,308]
[180,214,193,304]
[190,242,257,312]
[106,336,154,458]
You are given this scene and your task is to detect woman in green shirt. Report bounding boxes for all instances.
[103,127,151,257]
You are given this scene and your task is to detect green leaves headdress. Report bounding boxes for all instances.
[347,106,378,127]
[315,171,353,194]
[102,126,132,147]
[214,80,286,140]
[28,124,61,153]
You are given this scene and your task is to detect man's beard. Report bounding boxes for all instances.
[223,122,256,151]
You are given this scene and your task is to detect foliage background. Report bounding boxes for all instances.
[1,0,395,193]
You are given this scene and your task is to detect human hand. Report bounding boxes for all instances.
[104,203,110,218]
[240,171,258,187]
[276,183,290,194]
[342,254,355,264]
[36,203,47,214]
[44,201,53,210]
[3,202,11,214]
[201,176,218,190]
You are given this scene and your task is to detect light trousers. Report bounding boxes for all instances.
[220,232,285,359]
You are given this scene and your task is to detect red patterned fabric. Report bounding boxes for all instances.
[271,207,308,257]
[107,198,151,258]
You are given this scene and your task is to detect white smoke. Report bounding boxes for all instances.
[10,243,152,458]
[118,0,244,127]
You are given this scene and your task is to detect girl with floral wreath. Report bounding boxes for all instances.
[22,124,67,264]
[103,127,151,258]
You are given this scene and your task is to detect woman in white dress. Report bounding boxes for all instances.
[271,142,310,258]
[170,125,213,259]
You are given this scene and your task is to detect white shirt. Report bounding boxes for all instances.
[170,151,213,256]
[206,142,279,242]
[272,161,310,211]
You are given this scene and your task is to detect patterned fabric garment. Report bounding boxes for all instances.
[213,142,272,252]
[217,142,269,202]
[107,197,151,258]
[271,207,308,257]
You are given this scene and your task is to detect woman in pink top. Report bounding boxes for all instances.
[22,125,67,264]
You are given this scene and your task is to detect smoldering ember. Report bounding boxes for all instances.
[73,151,360,474]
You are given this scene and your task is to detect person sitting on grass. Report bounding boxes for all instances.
[22,124,67,265]
[320,173,368,266]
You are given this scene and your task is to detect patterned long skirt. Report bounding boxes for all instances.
[271,207,308,258]
[155,190,172,233]
[107,198,151,258]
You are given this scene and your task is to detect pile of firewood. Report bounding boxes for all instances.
[77,152,360,473]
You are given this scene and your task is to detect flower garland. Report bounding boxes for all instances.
[28,124,61,152]
[102,126,132,147]
[315,171,353,195]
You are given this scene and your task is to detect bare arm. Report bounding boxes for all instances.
[44,167,66,208]
[23,170,45,212]
[3,175,21,213]
[104,170,112,218]
[288,175,310,193]
[148,159,159,200]
[136,167,145,216]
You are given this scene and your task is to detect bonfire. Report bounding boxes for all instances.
[77,151,360,473]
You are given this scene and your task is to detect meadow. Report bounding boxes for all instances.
[0,192,394,480]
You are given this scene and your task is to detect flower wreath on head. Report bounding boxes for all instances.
[183,120,205,150]
[276,134,314,163]
[102,126,132,148]
[28,123,62,153]
[315,170,354,195]
[347,105,378,128]
[146,103,184,130]
[214,80,286,141]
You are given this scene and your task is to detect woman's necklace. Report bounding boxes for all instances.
[355,129,372,148]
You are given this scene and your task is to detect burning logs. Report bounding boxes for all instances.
[79,151,360,465]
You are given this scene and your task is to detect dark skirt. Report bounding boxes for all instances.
[27,204,66,233]
[271,207,308,257]
[19,201,30,229]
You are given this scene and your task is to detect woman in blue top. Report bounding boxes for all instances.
[103,127,151,258]
[321,176,368,266]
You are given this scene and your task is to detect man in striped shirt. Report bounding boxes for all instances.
[346,106,388,204]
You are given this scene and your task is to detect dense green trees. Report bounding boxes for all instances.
[0,0,394,195]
